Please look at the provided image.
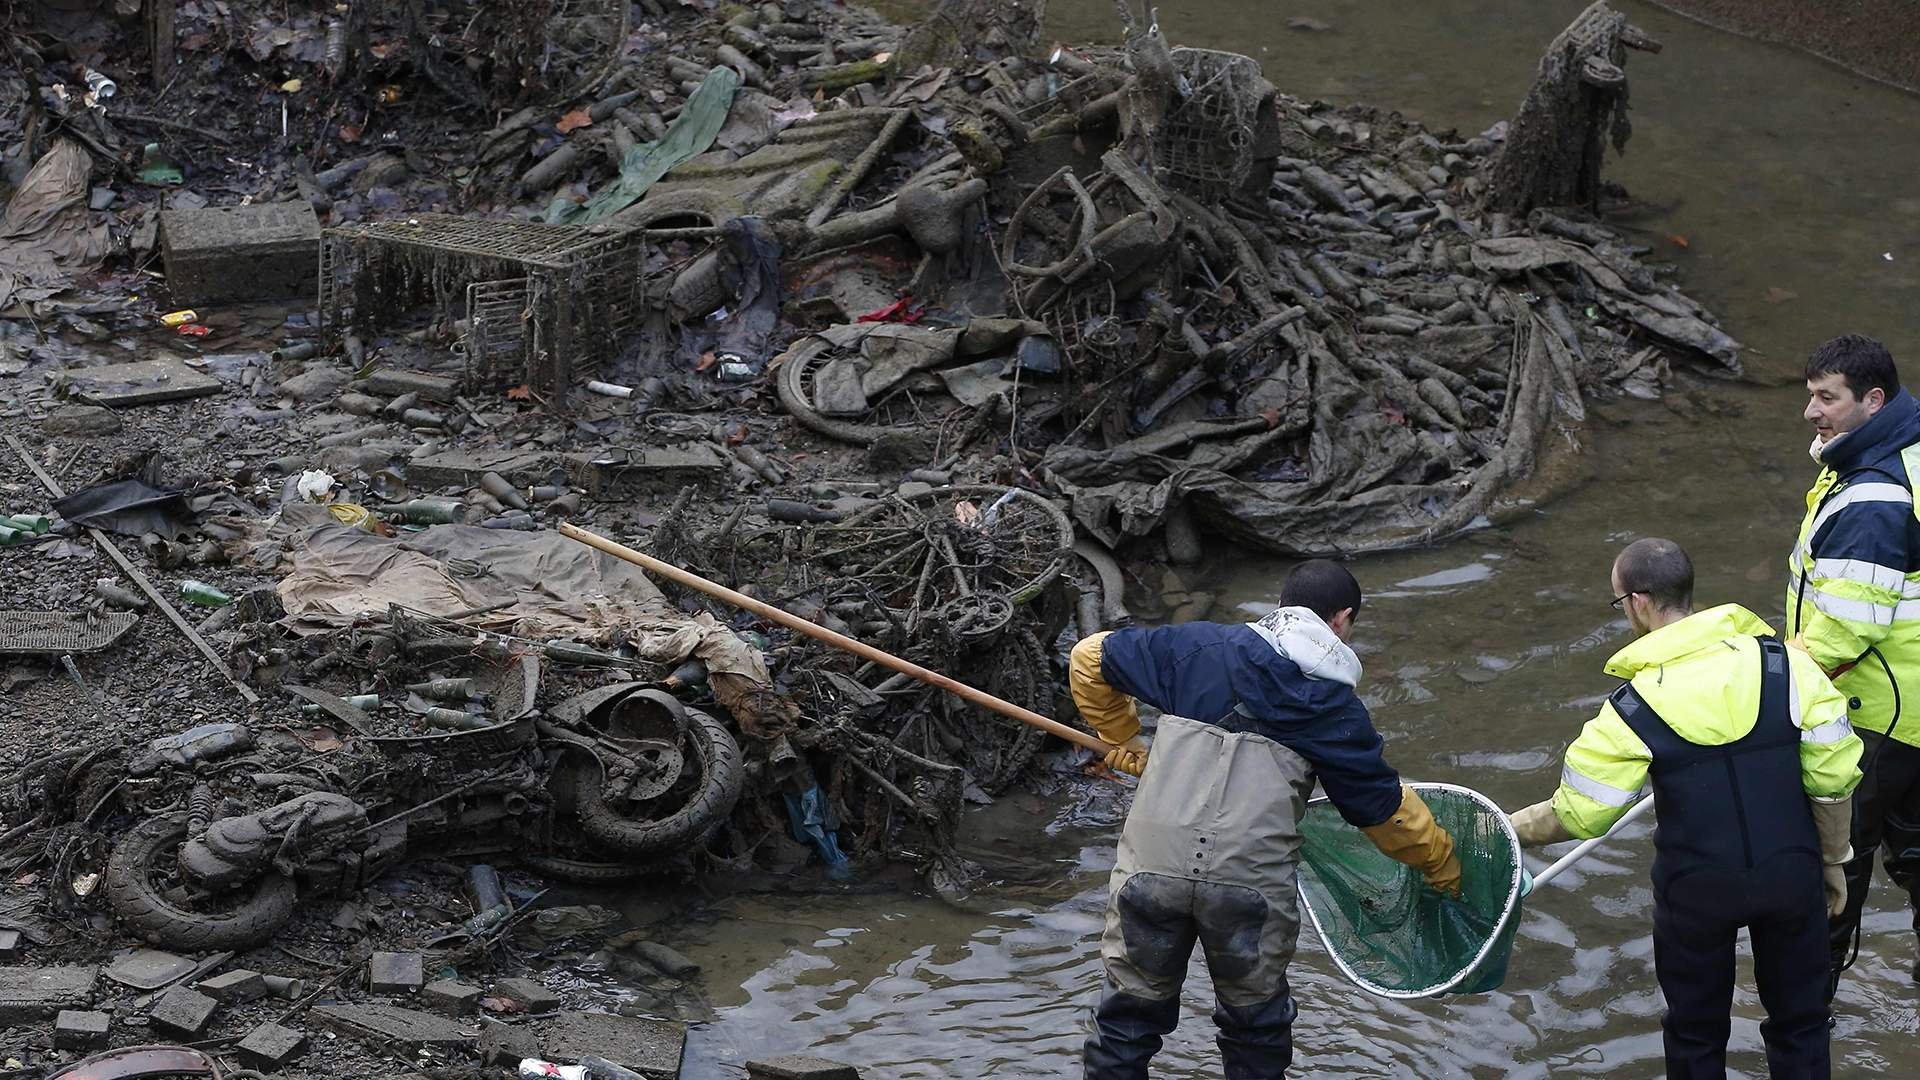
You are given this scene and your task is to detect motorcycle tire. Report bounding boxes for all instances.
[518,854,685,884]
[571,706,745,857]
[105,814,297,952]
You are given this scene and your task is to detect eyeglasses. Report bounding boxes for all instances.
[1610,591,1639,609]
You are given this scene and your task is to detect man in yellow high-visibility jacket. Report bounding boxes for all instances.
[1511,538,1861,1078]
[1786,334,1920,998]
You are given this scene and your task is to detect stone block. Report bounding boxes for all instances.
[311,1003,470,1053]
[360,368,460,403]
[565,443,729,497]
[746,1055,862,1080]
[53,1009,110,1050]
[0,966,98,1025]
[41,405,122,437]
[237,1021,309,1069]
[158,201,320,304]
[0,929,21,957]
[490,977,562,1013]
[367,951,426,994]
[150,985,219,1037]
[421,978,483,1015]
[64,358,221,407]
[198,968,268,1003]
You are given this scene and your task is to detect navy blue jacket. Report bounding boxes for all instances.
[1808,387,1920,573]
[1100,621,1405,827]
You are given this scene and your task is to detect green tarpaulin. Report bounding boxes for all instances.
[545,66,741,225]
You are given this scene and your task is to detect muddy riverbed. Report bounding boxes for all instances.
[669,2,1920,1076]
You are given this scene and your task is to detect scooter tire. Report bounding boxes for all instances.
[105,813,297,952]
[571,706,745,857]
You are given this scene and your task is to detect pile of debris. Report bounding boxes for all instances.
[0,0,1745,1071]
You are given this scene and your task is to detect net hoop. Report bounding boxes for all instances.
[1297,781,1525,999]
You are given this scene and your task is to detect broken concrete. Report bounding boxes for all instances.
[149,984,220,1037]
[537,1010,687,1077]
[421,978,483,1015]
[479,1019,542,1065]
[746,1055,863,1080]
[489,976,563,1013]
[198,968,268,1003]
[311,1002,471,1053]
[60,358,222,407]
[367,951,426,994]
[41,404,122,437]
[0,965,97,1025]
[237,1021,310,1070]
[53,1008,110,1051]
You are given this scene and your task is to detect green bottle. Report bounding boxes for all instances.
[6,514,50,535]
[180,580,233,607]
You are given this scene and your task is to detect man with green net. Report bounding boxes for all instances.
[1070,559,1462,1079]
[1509,538,1861,1078]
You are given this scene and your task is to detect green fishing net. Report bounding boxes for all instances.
[1296,783,1524,998]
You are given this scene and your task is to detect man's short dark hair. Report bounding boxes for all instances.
[1615,538,1693,612]
[1281,559,1362,621]
[1807,334,1898,401]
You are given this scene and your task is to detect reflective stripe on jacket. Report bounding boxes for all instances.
[1787,387,1920,745]
[1551,604,1863,839]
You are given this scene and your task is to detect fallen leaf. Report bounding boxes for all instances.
[1667,234,1690,249]
[368,42,395,60]
[695,351,718,372]
[1763,286,1798,304]
[556,108,594,133]
[281,78,303,93]
[506,384,533,400]
[270,27,295,47]
[338,123,363,143]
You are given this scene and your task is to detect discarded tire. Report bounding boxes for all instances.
[106,814,298,951]
[519,853,682,883]
[570,704,745,857]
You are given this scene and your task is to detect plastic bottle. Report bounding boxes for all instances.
[179,580,233,607]
[302,695,381,714]
[517,1061,587,1080]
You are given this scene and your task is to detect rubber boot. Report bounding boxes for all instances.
[1084,982,1181,1080]
[1215,989,1297,1079]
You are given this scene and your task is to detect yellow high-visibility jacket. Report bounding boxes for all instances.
[1551,604,1862,839]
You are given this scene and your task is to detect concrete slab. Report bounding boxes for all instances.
[0,965,97,1025]
[567,443,729,497]
[53,1009,110,1051]
[421,978,483,1015]
[237,1021,309,1069]
[745,1056,861,1080]
[537,1010,685,1078]
[367,951,425,995]
[159,201,320,304]
[311,1003,471,1053]
[198,968,267,1003]
[63,358,222,407]
[408,448,560,491]
[361,369,460,403]
[490,977,562,1014]
[149,985,219,1037]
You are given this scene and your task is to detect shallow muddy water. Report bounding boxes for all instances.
[666,2,1920,1075]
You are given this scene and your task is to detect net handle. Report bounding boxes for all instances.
[1529,793,1656,890]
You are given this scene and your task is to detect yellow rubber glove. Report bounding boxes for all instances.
[1361,786,1463,897]
[1069,631,1140,745]
[1509,800,1574,847]
[1103,734,1149,777]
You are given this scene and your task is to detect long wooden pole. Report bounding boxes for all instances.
[559,522,1110,754]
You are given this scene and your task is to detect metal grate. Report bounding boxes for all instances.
[317,215,655,403]
[0,611,139,655]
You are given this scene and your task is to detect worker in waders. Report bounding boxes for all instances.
[1786,335,1920,1001]
[1071,559,1463,1079]
[1511,539,1861,1079]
